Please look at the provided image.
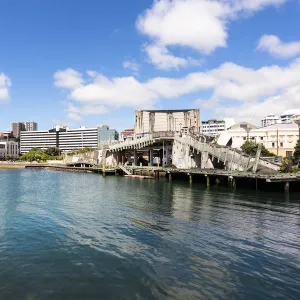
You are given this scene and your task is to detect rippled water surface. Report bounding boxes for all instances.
[0,170,300,299]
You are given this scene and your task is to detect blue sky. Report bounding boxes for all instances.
[1,0,300,131]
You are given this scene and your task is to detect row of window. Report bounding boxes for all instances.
[242,136,297,141]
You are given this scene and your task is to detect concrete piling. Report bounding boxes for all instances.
[284,182,290,193]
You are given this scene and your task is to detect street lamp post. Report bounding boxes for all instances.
[241,123,251,141]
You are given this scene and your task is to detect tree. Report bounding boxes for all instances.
[280,157,298,173]
[293,140,300,161]
[44,147,60,156]
[241,141,275,157]
[20,149,50,162]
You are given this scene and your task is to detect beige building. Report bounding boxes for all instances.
[0,141,19,160]
[134,109,200,135]
[218,123,299,157]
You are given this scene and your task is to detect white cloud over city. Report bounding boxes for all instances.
[54,57,300,123]
[52,0,299,124]
[136,0,288,70]
[0,73,12,102]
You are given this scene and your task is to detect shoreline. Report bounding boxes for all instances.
[0,163,26,170]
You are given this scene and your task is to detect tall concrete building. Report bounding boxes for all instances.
[134,109,200,135]
[11,121,38,138]
[24,121,38,132]
[11,122,26,138]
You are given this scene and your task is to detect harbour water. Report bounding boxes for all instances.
[0,170,299,299]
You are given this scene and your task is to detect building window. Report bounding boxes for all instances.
[286,151,293,158]
[260,137,263,140]
[280,143,283,147]
[272,142,275,148]
[251,137,255,140]
[243,137,246,140]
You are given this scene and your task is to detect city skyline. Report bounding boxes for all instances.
[1,0,300,132]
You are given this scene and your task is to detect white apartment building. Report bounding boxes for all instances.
[0,141,19,160]
[201,118,235,136]
[261,113,280,127]
[280,109,300,123]
[20,127,98,154]
[217,123,299,157]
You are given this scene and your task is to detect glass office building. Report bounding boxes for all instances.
[98,125,119,146]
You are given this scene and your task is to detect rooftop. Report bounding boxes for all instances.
[281,109,300,116]
[136,109,198,113]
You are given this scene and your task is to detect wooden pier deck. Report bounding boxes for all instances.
[22,163,300,193]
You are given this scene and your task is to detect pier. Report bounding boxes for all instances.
[22,162,300,193]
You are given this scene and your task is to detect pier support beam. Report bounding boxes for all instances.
[189,174,193,184]
[206,175,210,187]
[149,148,154,166]
[133,149,138,166]
[168,172,172,181]
[284,181,290,193]
[228,176,236,188]
[157,171,160,179]
[166,147,170,165]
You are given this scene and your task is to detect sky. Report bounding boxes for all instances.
[0,0,300,132]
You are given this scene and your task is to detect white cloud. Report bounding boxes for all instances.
[123,60,140,75]
[136,0,288,69]
[213,84,300,123]
[0,73,12,102]
[144,44,202,70]
[257,34,300,59]
[65,101,110,121]
[67,112,83,121]
[147,72,218,98]
[55,58,300,122]
[54,68,83,89]
[202,59,300,122]
[137,0,228,54]
[232,0,287,12]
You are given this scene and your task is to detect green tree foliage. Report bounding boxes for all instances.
[20,148,63,162]
[280,157,298,173]
[44,147,60,156]
[241,141,275,157]
[66,147,96,156]
[293,140,300,161]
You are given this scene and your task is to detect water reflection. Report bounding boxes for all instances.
[0,170,299,299]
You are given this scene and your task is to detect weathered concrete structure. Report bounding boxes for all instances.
[134,109,200,135]
[64,130,280,173]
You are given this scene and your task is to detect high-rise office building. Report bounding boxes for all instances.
[98,125,119,146]
[11,122,26,138]
[11,121,38,138]
[23,121,38,132]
